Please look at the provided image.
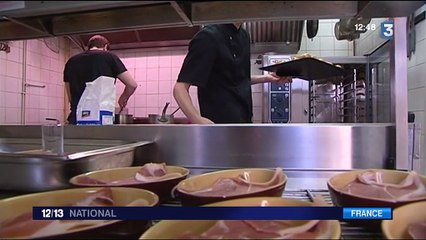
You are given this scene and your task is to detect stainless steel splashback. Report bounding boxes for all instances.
[0,124,395,171]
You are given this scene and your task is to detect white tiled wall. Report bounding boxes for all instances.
[0,38,67,125]
[407,4,426,174]
[114,47,189,119]
[298,19,354,57]
[25,39,67,124]
[0,41,22,124]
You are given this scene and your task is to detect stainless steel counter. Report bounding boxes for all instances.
[0,123,395,171]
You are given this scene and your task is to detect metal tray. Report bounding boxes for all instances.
[259,57,349,80]
[0,138,153,192]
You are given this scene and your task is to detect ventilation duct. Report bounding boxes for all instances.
[243,20,305,54]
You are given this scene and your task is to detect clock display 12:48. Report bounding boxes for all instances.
[354,23,377,32]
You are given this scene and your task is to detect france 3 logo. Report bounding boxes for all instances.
[380,21,394,40]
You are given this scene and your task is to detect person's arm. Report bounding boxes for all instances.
[64,82,72,104]
[117,70,137,109]
[251,73,293,85]
[173,82,214,124]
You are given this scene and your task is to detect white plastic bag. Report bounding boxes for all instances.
[76,76,115,125]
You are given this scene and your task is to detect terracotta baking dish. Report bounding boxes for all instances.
[174,168,287,206]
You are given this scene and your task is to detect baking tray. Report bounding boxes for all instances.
[259,57,349,80]
[0,138,153,192]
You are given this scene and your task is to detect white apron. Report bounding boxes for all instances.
[76,76,115,125]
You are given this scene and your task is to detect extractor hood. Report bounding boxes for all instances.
[243,20,304,54]
[71,20,304,54]
[0,1,423,52]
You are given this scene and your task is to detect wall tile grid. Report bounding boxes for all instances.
[0,38,68,125]
[0,41,22,124]
[407,4,426,173]
[115,48,188,119]
[26,39,67,125]
[298,19,354,57]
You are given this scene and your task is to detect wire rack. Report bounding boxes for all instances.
[309,63,367,124]
[156,189,384,240]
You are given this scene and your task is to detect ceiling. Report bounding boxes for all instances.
[0,1,424,53]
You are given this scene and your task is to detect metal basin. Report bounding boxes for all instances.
[0,138,153,192]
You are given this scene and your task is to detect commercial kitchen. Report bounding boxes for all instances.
[0,1,425,239]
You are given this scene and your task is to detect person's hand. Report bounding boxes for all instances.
[118,94,129,109]
[191,116,214,124]
[267,72,293,84]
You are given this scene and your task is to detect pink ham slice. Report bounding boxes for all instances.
[340,171,426,202]
[408,221,426,239]
[137,163,167,177]
[72,187,114,207]
[0,187,145,239]
[181,195,334,239]
[0,188,113,238]
[0,212,52,238]
[182,168,284,197]
[134,163,182,182]
[181,220,283,239]
[76,163,182,185]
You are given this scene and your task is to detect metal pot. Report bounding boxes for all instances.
[148,114,174,124]
[114,114,134,124]
[148,102,180,124]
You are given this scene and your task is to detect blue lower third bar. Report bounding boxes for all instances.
[343,207,392,220]
[33,206,343,220]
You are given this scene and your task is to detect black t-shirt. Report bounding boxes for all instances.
[63,50,127,124]
[177,24,253,123]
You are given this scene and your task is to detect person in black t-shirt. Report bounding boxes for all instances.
[174,23,292,124]
[64,35,137,124]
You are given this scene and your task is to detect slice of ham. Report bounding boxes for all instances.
[181,195,334,239]
[76,163,182,185]
[0,212,52,238]
[72,187,114,207]
[182,168,284,197]
[181,220,282,239]
[138,163,167,177]
[0,188,113,238]
[408,221,426,239]
[340,171,426,202]
[133,162,183,182]
[0,188,147,239]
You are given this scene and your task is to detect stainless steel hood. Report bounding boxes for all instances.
[244,21,304,54]
[73,20,304,54]
[0,1,424,52]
